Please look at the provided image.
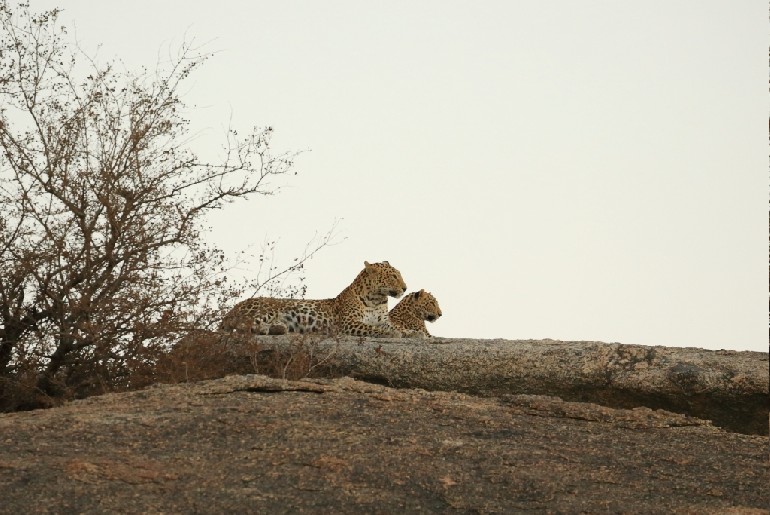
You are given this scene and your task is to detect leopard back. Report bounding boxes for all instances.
[219,297,335,334]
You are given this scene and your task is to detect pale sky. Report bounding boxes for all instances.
[34,1,767,352]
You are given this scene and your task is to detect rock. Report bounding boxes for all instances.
[0,374,766,513]
[224,336,769,435]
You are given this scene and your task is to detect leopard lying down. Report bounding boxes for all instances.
[388,289,442,338]
[220,261,407,337]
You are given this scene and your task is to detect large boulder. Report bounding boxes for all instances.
[227,336,769,435]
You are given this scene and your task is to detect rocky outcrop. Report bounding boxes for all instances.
[0,374,767,513]
[228,336,769,435]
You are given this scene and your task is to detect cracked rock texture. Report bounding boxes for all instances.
[232,336,769,435]
[0,374,768,513]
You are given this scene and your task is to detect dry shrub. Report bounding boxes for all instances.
[0,373,57,412]
[0,329,339,411]
[148,331,340,385]
[150,331,259,385]
[251,334,340,381]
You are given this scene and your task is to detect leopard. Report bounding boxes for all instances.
[388,289,442,338]
[219,261,407,337]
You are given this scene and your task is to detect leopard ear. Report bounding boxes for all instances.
[364,261,371,267]
[383,260,390,265]
[413,290,422,299]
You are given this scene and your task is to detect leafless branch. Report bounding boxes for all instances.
[0,2,332,406]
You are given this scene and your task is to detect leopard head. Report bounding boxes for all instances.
[362,261,407,299]
[410,289,442,322]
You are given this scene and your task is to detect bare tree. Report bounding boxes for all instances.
[0,2,317,406]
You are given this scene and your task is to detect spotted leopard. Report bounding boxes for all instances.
[388,289,442,338]
[220,261,407,337]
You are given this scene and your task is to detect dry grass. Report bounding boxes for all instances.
[153,331,339,384]
[0,330,341,413]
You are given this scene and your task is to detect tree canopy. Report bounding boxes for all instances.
[0,1,312,407]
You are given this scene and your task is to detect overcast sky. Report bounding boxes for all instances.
[34,0,766,352]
